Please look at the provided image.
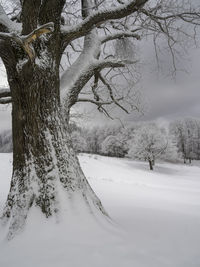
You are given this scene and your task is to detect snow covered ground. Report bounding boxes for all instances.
[0,153,200,267]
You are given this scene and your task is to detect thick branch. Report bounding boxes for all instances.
[61,0,148,42]
[0,22,54,60]
[0,97,12,104]
[21,22,54,43]
[0,88,11,98]
[76,98,114,105]
[101,31,140,43]
[20,22,54,60]
[91,72,100,101]
[62,57,133,109]
[96,58,129,68]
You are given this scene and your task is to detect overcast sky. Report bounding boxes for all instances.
[72,43,200,128]
[1,34,200,131]
[137,52,200,122]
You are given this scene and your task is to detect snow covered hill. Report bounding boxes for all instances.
[0,153,200,267]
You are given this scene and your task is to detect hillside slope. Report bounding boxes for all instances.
[0,153,200,267]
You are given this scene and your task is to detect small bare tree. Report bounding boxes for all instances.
[128,124,168,170]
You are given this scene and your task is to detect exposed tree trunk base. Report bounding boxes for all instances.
[1,118,108,240]
[1,186,108,240]
[1,165,108,240]
[149,160,153,171]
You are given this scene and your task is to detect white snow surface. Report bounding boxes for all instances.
[0,153,200,267]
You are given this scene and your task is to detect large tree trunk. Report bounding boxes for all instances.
[1,46,106,240]
[0,0,111,240]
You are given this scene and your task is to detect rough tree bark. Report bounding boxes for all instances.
[2,56,107,239]
[0,0,112,239]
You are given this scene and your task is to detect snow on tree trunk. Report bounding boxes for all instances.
[1,45,106,240]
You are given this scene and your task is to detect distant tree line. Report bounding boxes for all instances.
[169,118,200,163]
[70,118,200,169]
[1,118,200,169]
[0,130,12,153]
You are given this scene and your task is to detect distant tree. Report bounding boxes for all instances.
[0,130,12,153]
[68,122,82,134]
[128,124,168,170]
[71,131,88,153]
[170,118,200,163]
[160,134,178,163]
[170,120,187,163]
[84,127,101,154]
[193,120,200,160]
[101,134,128,157]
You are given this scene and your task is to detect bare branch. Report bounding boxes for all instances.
[0,97,12,104]
[61,0,148,42]
[0,88,11,98]
[98,73,129,113]
[76,97,124,119]
[62,58,129,108]
[101,30,140,43]
[141,9,200,25]
[69,42,82,53]
[76,98,114,105]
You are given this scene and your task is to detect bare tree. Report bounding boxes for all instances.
[170,118,200,163]
[0,0,199,239]
[128,124,168,170]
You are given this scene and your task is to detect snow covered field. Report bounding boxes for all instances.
[0,153,200,267]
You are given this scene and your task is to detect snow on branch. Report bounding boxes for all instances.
[0,87,11,104]
[62,57,134,109]
[61,0,148,42]
[19,22,54,60]
[0,97,12,104]
[95,58,135,69]
[0,4,21,33]
[20,22,54,43]
[0,88,11,98]
[0,22,54,61]
[0,31,18,41]
[100,31,141,43]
